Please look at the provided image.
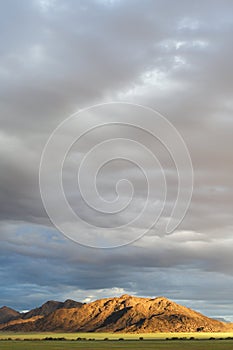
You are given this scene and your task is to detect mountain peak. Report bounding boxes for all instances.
[1,294,231,333]
[21,299,83,320]
[0,306,20,324]
[0,306,10,310]
[119,294,131,299]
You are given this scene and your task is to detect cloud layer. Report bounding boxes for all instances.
[0,0,233,320]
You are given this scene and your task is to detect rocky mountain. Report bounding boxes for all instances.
[0,306,20,324]
[0,299,83,330]
[22,299,83,319]
[1,295,232,333]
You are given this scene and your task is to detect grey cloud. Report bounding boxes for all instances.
[0,0,233,319]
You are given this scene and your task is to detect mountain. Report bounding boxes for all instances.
[22,299,83,319]
[0,299,83,330]
[1,295,232,333]
[0,306,20,324]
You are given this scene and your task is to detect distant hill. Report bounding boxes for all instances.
[0,306,20,324]
[0,299,83,330]
[22,299,83,319]
[1,295,232,333]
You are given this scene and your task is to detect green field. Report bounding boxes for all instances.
[1,333,233,349]
[1,340,233,350]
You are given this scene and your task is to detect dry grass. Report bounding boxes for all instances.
[1,331,233,340]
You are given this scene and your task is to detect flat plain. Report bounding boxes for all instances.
[1,333,233,350]
[1,339,233,350]
[1,331,233,340]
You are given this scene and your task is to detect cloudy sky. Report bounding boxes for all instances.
[1,0,233,321]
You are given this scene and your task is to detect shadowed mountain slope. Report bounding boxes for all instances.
[0,306,20,324]
[22,299,83,319]
[1,295,232,333]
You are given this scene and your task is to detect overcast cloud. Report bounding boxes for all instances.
[0,0,233,321]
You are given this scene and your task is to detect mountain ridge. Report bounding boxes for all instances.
[0,306,20,324]
[22,299,83,319]
[0,295,232,333]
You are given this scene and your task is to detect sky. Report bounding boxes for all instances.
[1,0,233,321]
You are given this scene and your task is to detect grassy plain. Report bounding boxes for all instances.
[1,333,233,350]
[1,331,233,340]
[1,340,233,350]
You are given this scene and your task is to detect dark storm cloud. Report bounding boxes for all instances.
[0,0,233,319]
